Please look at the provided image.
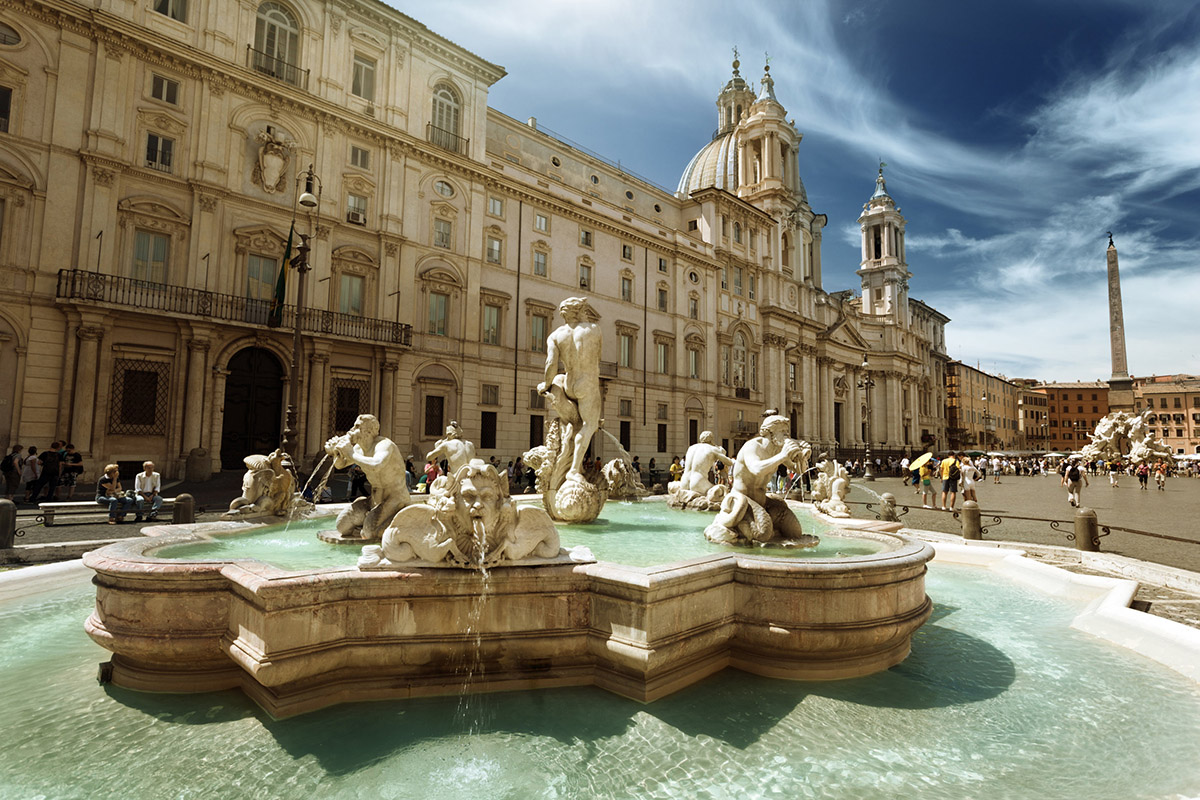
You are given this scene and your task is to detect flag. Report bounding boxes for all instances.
[267,222,294,328]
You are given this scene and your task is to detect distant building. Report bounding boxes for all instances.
[0,2,949,476]
[1038,382,1109,453]
[1135,375,1200,455]
[1011,378,1048,452]
[944,362,1019,451]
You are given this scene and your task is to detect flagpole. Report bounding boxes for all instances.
[281,165,320,460]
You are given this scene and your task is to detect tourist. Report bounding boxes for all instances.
[20,446,40,503]
[59,443,84,499]
[423,459,439,491]
[1153,461,1167,491]
[1135,461,1150,490]
[347,464,369,499]
[96,463,135,524]
[1,443,23,500]
[990,455,1002,484]
[669,456,683,484]
[960,455,981,503]
[631,456,642,478]
[29,440,62,502]
[647,457,657,484]
[918,460,936,508]
[939,453,960,511]
[133,460,164,521]
[1061,458,1088,507]
[1108,460,1121,488]
[405,459,417,491]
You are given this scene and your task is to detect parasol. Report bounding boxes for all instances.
[909,452,933,471]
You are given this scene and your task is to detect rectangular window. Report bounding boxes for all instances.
[488,196,504,217]
[351,55,376,101]
[579,264,592,289]
[619,399,633,417]
[733,267,743,296]
[151,74,179,105]
[657,423,667,453]
[657,403,669,421]
[480,410,497,449]
[0,88,9,133]
[619,333,633,367]
[153,0,186,22]
[339,273,364,316]
[246,254,276,301]
[620,277,632,302]
[721,267,728,290]
[658,257,668,272]
[481,384,500,406]
[424,395,445,437]
[434,218,452,249]
[621,244,633,261]
[1174,397,1182,408]
[532,250,547,276]
[689,348,700,379]
[788,363,797,391]
[656,342,669,374]
[687,219,698,232]
[486,236,502,264]
[749,275,756,300]
[132,229,170,284]
[657,288,668,312]
[109,359,169,435]
[529,415,544,451]
[145,133,174,172]
[688,297,698,319]
[620,420,631,451]
[350,145,370,169]
[579,229,593,248]
[348,193,367,216]
[482,303,501,344]
[427,291,448,335]
[530,313,548,352]
[749,228,757,251]
[535,213,549,232]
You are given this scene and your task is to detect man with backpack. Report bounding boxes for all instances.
[939,452,961,511]
[1061,458,1089,507]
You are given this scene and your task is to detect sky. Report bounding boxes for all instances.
[390,0,1200,383]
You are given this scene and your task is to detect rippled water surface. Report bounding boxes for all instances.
[2,564,1198,799]
[154,501,880,570]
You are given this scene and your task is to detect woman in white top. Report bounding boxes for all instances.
[20,446,40,502]
[960,455,982,503]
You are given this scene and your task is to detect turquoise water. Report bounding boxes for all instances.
[2,564,1198,798]
[154,501,881,570]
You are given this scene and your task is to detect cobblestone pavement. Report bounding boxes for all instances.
[844,472,1200,574]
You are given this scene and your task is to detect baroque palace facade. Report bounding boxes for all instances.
[0,0,948,478]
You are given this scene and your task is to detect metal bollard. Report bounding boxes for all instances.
[0,499,15,549]
[172,493,195,525]
[1073,506,1099,551]
[961,500,982,540]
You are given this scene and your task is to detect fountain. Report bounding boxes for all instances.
[318,413,411,543]
[666,430,732,511]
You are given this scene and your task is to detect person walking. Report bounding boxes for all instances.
[20,446,40,503]
[1135,461,1150,490]
[1108,460,1121,488]
[1153,461,1167,491]
[59,443,84,499]
[990,455,1002,484]
[919,460,936,508]
[1062,458,1088,507]
[1,444,23,500]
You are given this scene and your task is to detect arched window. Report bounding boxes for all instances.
[431,82,461,151]
[254,2,300,83]
[733,333,746,387]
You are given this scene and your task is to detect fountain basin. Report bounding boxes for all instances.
[83,524,932,717]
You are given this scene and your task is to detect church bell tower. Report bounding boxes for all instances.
[856,165,910,320]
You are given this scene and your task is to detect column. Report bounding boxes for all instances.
[71,326,104,455]
[737,140,748,187]
[803,352,817,440]
[380,361,399,436]
[305,351,330,458]
[888,374,903,446]
[181,339,210,453]
[208,367,229,471]
[818,357,833,445]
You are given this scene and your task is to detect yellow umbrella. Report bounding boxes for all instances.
[909,452,933,471]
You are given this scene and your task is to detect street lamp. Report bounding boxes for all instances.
[280,164,321,460]
[981,393,993,451]
[858,357,876,481]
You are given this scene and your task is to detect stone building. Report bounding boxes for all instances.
[0,0,948,478]
[1135,375,1200,455]
[944,361,1020,451]
[1039,381,1109,453]
[1011,378,1049,452]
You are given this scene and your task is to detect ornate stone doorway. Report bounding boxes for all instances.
[221,347,283,470]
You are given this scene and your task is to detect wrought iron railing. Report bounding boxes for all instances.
[246,45,310,90]
[427,123,468,155]
[56,270,412,347]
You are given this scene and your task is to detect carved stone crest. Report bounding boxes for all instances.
[252,126,294,194]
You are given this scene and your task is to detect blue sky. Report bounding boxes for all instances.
[390,0,1200,382]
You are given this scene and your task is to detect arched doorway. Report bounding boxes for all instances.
[221,347,283,470]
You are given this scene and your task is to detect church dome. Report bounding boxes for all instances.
[677,130,739,196]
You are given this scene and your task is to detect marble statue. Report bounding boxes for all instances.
[222,449,296,519]
[878,492,900,523]
[524,297,607,523]
[703,415,817,547]
[667,431,733,511]
[810,453,851,517]
[425,420,477,497]
[359,461,579,569]
[1080,408,1173,465]
[602,457,649,500]
[323,414,411,541]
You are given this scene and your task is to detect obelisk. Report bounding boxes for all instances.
[1105,233,1135,412]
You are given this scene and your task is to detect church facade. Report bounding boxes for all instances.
[0,0,947,478]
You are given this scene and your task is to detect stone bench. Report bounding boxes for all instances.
[38,498,176,526]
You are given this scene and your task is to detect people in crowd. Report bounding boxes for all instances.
[20,446,40,502]
[59,443,84,499]
[1,444,23,500]
[96,463,135,524]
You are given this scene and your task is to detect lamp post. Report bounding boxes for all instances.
[981,393,993,452]
[280,164,321,460]
[858,357,876,481]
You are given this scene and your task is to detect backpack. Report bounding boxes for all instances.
[948,461,961,481]
[40,449,60,470]
[0,453,13,474]
[1068,465,1081,482]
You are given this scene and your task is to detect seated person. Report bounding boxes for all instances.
[96,463,135,524]
[134,461,164,521]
